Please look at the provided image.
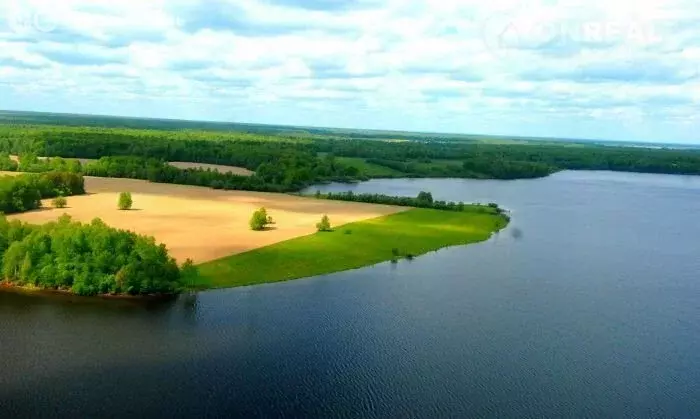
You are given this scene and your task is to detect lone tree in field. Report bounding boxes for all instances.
[118,192,133,210]
[316,214,332,232]
[250,207,274,231]
[416,191,433,205]
[52,196,67,209]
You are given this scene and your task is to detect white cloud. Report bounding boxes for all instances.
[0,0,698,143]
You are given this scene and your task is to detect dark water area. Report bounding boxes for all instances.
[2,171,700,418]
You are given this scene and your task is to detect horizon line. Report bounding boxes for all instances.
[1,108,697,147]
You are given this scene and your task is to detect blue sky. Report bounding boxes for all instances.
[0,0,698,143]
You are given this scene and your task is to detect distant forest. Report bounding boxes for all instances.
[0,111,699,193]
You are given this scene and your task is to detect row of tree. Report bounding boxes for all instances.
[81,156,301,192]
[314,190,504,214]
[0,172,85,214]
[0,215,185,296]
[365,157,556,179]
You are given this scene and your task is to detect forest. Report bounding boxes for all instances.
[0,214,184,296]
[0,171,85,214]
[0,119,699,192]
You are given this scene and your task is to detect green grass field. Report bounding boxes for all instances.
[196,208,508,289]
[335,157,406,177]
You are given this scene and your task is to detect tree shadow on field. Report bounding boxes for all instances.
[256,226,278,231]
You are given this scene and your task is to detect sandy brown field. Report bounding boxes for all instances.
[168,161,254,176]
[7,176,405,263]
[9,155,253,175]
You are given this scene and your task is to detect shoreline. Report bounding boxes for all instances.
[2,170,510,297]
[197,207,509,289]
[0,282,178,301]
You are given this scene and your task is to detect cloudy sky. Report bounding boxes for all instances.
[0,0,698,143]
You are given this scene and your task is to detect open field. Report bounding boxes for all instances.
[335,157,405,177]
[197,208,508,289]
[7,176,406,264]
[9,155,253,176]
[168,161,254,176]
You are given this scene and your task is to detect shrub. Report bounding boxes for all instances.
[250,207,274,231]
[118,192,133,210]
[52,196,67,209]
[180,258,199,289]
[417,191,433,204]
[316,214,332,232]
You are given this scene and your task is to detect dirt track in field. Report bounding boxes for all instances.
[7,176,405,263]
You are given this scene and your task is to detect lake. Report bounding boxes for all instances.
[2,171,700,418]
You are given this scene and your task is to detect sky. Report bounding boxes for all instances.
[0,0,698,144]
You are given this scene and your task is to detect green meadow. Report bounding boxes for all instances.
[334,157,406,177]
[196,208,508,289]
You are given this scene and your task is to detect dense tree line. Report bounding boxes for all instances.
[18,153,83,173]
[1,124,699,186]
[314,190,504,214]
[0,214,183,296]
[0,110,480,141]
[0,153,17,171]
[0,171,85,214]
[0,125,357,189]
[460,157,555,179]
[365,157,555,179]
[326,140,700,178]
[83,156,299,192]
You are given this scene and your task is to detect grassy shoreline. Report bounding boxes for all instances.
[196,207,509,289]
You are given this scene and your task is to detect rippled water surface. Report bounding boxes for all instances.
[2,171,700,418]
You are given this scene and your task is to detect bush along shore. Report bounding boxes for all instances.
[310,190,507,215]
[0,214,188,297]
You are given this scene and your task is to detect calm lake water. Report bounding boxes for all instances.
[2,171,700,418]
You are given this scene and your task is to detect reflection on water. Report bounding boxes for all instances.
[510,227,524,240]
